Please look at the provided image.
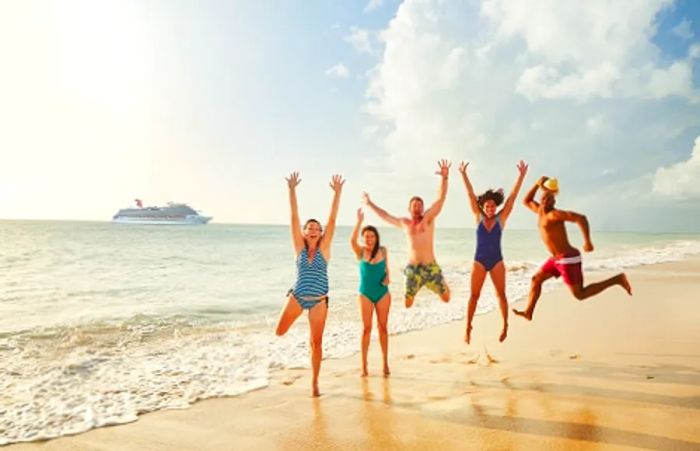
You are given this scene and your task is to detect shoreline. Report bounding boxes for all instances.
[7,256,700,450]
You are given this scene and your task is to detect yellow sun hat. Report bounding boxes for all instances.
[542,178,559,194]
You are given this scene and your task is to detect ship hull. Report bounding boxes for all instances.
[112,215,212,225]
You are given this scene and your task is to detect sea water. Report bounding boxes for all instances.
[1,220,699,444]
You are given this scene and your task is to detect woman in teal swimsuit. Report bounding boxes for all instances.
[350,208,391,377]
[276,171,344,397]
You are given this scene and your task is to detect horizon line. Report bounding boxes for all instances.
[0,217,699,235]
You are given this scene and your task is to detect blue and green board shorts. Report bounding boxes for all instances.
[403,261,448,298]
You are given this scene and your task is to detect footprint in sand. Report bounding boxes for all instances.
[281,375,303,386]
[500,376,514,388]
[484,347,499,364]
[459,351,479,364]
[568,353,581,360]
[403,354,416,360]
[429,356,451,364]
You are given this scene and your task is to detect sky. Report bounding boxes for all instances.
[0,0,699,232]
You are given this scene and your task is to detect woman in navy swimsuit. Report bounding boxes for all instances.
[459,160,528,344]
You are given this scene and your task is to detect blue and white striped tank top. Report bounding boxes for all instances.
[292,247,329,299]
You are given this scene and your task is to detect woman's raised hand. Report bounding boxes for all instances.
[329,174,345,193]
[286,172,301,189]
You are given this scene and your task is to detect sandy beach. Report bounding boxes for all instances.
[9,256,700,451]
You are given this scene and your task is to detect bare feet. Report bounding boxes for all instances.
[465,324,473,344]
[405,296,414,308]
[383,365,391,377]
[499,323,508,342]
[485,347,499,364]
[361,365,368,377]
[620,273,632,295]
[512,308,532,321]
[312,383,320,397]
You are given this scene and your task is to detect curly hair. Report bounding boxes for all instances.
[477,189,504,208]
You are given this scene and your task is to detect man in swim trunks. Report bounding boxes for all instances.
[512,176,632,321]
[362,159,451,308]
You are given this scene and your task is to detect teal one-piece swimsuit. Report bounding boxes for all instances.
[359,259,388,303]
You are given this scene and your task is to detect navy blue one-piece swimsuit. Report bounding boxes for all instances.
[474,214,503,271]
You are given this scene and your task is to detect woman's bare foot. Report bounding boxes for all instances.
[465,324,473,344]
[312,382,321,397]
[384,362,391,377]
[512,308,532,321]
[499,323,508,342]
[620,273,632,295]
[361,365,368,377]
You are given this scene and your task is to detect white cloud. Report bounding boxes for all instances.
[325,63,350,78]
[647,60,693,98]
[672,18,694,40]
[481,0,670,65]
[364,0,384,13]
[690,44,700,59]
[653,136,700,198]
[479,0,697,102]
[516,63,621,102]
[362,0,700,229]
[345,27,374,54]
[365,2,487,176]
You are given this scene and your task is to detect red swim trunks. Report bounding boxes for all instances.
[540,251,583,286]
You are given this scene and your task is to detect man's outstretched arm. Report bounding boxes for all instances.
[362,192,403,228]
[424,159,450,222]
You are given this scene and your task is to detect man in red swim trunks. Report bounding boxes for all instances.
[513,176,632,321]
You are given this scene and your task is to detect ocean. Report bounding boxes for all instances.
[1,220,699,444]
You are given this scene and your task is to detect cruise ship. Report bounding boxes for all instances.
[112,200,212,225]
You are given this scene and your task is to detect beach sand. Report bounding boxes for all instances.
[10,257,700,450]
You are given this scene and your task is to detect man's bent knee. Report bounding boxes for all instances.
[571,287,586,301]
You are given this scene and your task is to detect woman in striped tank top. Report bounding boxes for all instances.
[275,171,344,397]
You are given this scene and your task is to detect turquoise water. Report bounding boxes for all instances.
[1,220,699,444]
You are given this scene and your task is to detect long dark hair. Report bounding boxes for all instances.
[303,218,322,249]
[361,225,381,260]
